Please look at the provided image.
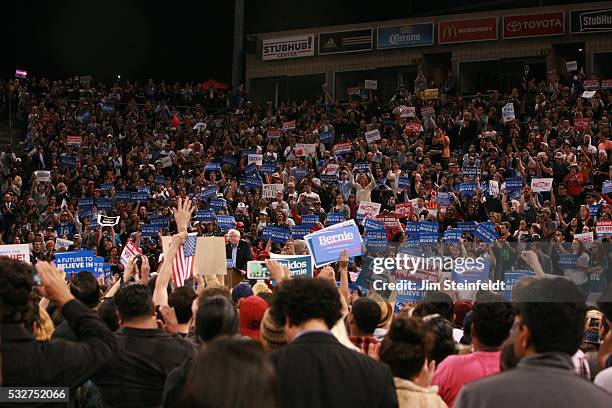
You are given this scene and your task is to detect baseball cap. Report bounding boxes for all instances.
[239,295,269,340]
[231,283,253,304]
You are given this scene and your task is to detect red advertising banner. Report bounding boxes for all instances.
[438,17,498,44]
[503,11,565,39]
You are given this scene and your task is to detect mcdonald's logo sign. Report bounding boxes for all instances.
[438,17,498,44]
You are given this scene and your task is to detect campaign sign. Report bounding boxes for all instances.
[603,180,612,194]
[260,162,277,174]
[216,215,236,230]
[320,175,338,184]
[148,215,168,227]
[474,224,498,243]
[301,214,320,226]
[443,230,463,243]
[504,270,535,300]
[364,217,385,230]
[365,237,388,251]
[453,257,490,284]
[291,225,311,239]
[505,178,524,191]
[200,186,218,200]
[78,197,94,209]
[223,156,238,167]
[115,191,131,202]
[131,191,149,202]
[0,244,31,263]
[459,182,478,196]
[365,229,387,240]
[588,204,600,217]
[210,198,227,210]
[462,166,480,178]
[262,226,291,243]
[437,192,451,206]
[100,182,114,192]
[304,220,363,267]
[354,162,371,173]
[320,131,333,144]
[596,220,612,235]
[96,198,112,211]
[502,103,515,122]
[365,129,381,144]
[458,221,478,232]
[205,162,222,171]
[262,184,284,199]
[398,176,411,191]
[327,212,346,225]
[419,233,439,246]
[97,215,120,227]
[137,185,150,194]
[558,254,578,270]
[395,202,412,218]
[418,221,439,233]
[55,250,96,277]
[270,253,314,280]
[246,174,263,189]
[140,224,160,237]
[294,168,308,180]
[60,155,76,168]
[531,178,553,193]
[333,143,352,154]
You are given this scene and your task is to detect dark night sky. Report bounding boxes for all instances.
[5,0,595,85]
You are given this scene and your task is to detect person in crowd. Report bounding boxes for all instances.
[0,258,116,407]
[270,278,398,408]
[380,316,447,408]
[454,278,612,408]
[348,297,382,353]
[433,292,515,407]
[239,295,269,340]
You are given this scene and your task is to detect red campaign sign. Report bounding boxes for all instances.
[405,122,423,134]
[503,12,565,39]
[574,118,591,131]
[438,17,498,44]
[394,202,413,218]
[267,128,281,137]
[376,215,398,229]
[347,87,361,96]
[602,79,612,90]
[583,80,599,90]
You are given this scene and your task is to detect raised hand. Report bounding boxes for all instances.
[173,197,196,233]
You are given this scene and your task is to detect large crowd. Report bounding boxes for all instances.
[0,68,611,407]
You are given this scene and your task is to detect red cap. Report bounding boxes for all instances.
[239,296,269,340]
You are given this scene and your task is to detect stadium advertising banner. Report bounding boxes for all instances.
[318,28,373,55]
[377,22,434,49]
[503,11,565,39]
[438,17,498,44]
[262,34,315,60]
[570,8,612,34]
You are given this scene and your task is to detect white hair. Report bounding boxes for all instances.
[227,229,241,237]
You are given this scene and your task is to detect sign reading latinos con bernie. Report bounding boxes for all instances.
[377,23,434,49]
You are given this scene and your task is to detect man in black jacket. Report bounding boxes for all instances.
[271,278,398,408]
[225,228,252,286]
[0,258,116,408]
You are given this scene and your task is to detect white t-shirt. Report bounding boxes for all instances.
[594,367,612,392]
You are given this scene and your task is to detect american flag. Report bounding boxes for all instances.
[349,270,359,282]
[172,233,197,288]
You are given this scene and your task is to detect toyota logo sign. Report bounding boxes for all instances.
[506,21,521,32]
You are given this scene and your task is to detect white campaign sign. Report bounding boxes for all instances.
[248,154,263,166]
[530,178,553,192]
[502,103,515,122]
[35,170,51,182]
[357,201,381,219]
[262,183,284,198]
[365,129,381,144]
[294,144,317,157]
[0,244,31,263]
[364,80,378,90]
[55,238,74,250]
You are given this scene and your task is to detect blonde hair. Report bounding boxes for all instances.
[33,307,55,341]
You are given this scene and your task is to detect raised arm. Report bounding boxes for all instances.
[153,232,187,307]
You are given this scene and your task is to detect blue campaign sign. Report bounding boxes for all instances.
[101,103,115,113]
[506,178,524,191]
[437,192,451,206]
[148,215,169,226]
[260,162,277,174]
[327,212,345,225]
[154,176,166,185]
[480,222,496,230]
[365,237,387,251]
[131,191,149,202]
[558,254,578,270]
[320,175,338,184]
[452,257,490,284]
[458,182,478,196]
[100,182,114,192]
[291,225,311,239]
[474,224,498,243]
[115,191,131,202]
[78,208,94,219]
[246,174,263,189]
[603,180,612,194]
[588,204,600,217]
[320,131,333,144]
[60,155,76,168]
[140,224,160,237]
[55,250,96,277]
[304,220,363,267]
[377,22,434,49]
[398,176,411,190]
[210,198,227,210]
[480,182,489,195]
[443,230,463,243]
[205,162,222,171]
[216,215,236,230]
[301,214,320,226]
[508,190,521,201]
[78,198,94,209]
[354,162,370,173]
[419,233,439,246]
[137,185,150,194]
[244,163,257,175]
[262,226,292,243]
[195,210,216,223]
[200,186,218,200]
[504,270,535,300]
[294,168,308,180]
[364,217,385,230]
[365,228,387,240]
[96,198,113,211]
[462,166,480,178]
[223,156,238,167]
[270,254,314,280]
[406,222,418,234]
[457,221,478,232]
[418,221,439,233]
